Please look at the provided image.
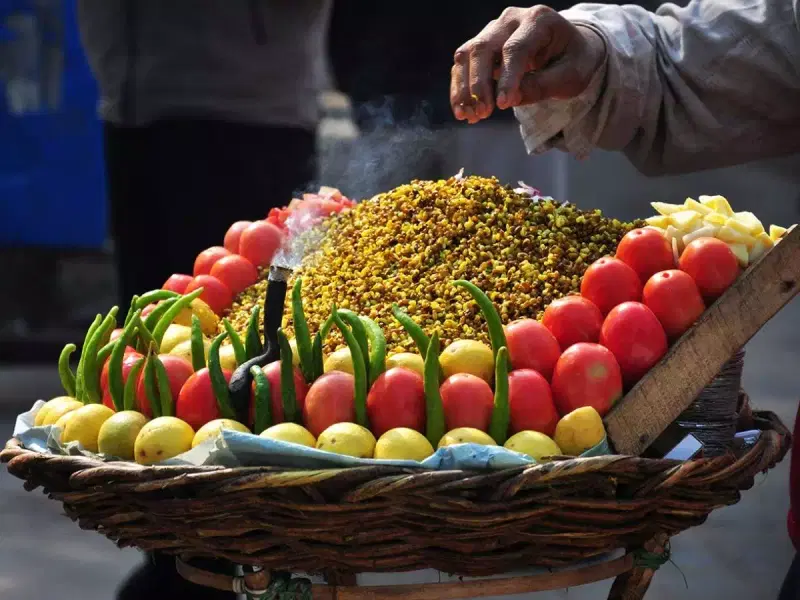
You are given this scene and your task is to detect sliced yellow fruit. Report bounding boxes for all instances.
[703,213,727,227]
[770,224,788,241]
[651,202,685,216]
[684,198,713,215]
[717,225,756,248]
[731,211,765,235]
[727,243,749,268]
[669,210,703,231]
[645,215,672,228]
[748,232,775,264]
[665,225,685,252]
[682,225,719,247]
[699,195,734,217]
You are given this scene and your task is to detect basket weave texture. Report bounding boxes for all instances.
[1,401,789,578]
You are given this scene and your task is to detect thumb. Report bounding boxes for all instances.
[518,59,587,105]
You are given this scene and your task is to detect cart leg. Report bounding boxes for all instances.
[607,535,670,600]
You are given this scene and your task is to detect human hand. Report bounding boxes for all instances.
[450,6,606,123]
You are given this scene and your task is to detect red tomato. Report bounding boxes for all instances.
[551,343,623,417]
[223,221,252,254]
[679,238,740,301]
[176,368,232,431]
[600,302,668,386]
[193,246,231,277]
[580,257,642,315]
[643,270,706,339]
[616,228,675,282]
[508,369,559,436]
[504,319,561,380]
[542,296,604,351]
[101,352,145,410]
[439,374,494,431]
[303,371,356,437]
[249,361,309,430]
[135,355,195,417]
[210,254,259,296]
[239,221,284,268]
[185,274,233,316]
[141,303,157,318]
[109,328,124,342]
[366,367,426,437]
[163,274,193,294]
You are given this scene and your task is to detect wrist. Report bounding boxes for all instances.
[575,23,608,75]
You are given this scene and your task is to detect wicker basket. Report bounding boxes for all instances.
[1,392,790,599]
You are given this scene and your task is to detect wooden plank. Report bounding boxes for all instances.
[605,225,800,456]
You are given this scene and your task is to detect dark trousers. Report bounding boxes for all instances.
[104,118,317,310]
[104,118,316,599]
[780,553,800,600]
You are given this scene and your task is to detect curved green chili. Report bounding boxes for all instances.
[97,340,117,365]
[82,307,118,404]
[488,347,510,445]
[134,289,179,310]
[244,305,263,359]
[133,315,157,353]
[453,280,507,359]
[338,310,370,382]
[391,304,431,357]
[152,288,204,348]
[424,332,445,447]
[311,332,323,381]
[359,316,386,387]
[209,332,236,420]
[222,318,246,365]
[319,313,336,344]
[123,357,145,411]
[291,278,315,383]
[75,314,102,403]
[153,355,174,417]
[250,365,272,434]
[276,329,300,424]
[143,355,162,418]
[109,312,140,412]
[189,316,205,372]
[58,344,77,398]
[123,294,140,328]
[144,297,178,334]
[332,311,368,428]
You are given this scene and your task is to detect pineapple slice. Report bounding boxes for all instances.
[645,215,672,228]
[748,232,775,264]
[769,224,788,241]
[684,198,714,215]
[717,225,756,247]
[699,195,734,217]
[727,243,750,268]
[682,225,719,247]
[670,210,703,231]
[703,213,727,227]
[730,211,765,235]
[651,202,685,216]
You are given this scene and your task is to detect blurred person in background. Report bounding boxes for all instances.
[450,2,800,598]
[77,1,331,598]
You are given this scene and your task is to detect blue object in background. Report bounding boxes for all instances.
[0,0,107,249]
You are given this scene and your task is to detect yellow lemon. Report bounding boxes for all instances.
[218,344,238,371]
[554,407,606,456]
[173,298,219,336]
[504,431,562,461]
[159,324,192,354]
[439,339,494,382]
[97,411,149,460]
[169,338,210,365]
[134,417,195,465]
[54,410,80,442]
[260,423,316,447]
[385,353,425,377]
[374,428,434,461]
[437,427,497,448]
[61,404,115,452]
[37,396,82,427]
[288,338,301,367]
[323,347,354,375]
[192,418,250,448]
[316,423,376,458]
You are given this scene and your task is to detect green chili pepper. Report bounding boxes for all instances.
[453,280,507,359]
[391,304,431,357]
[82,307,118,404]
[58,344,77,398]
[143,353,163,418]
[277,329,300,424]
[332,310,368,428]
[123,294,140,328]
[319,313,335,344]
[134,315,157,352]
[152,288,204,348]
[250,365,272,434]
[96,340,117,365]
[488,347,510,445]
[144,297,178,333]
[222,319,246,365]
[209,332,237,420]
[359,316,386,387]
[109,312,140,412]
[153,355,174,417]
[291,278,315,383]
[338,309,370,377]
[424,332,445,447]
[123,357,145,411]
[311,332,324,381]
[190,315,206,371]
[75,314,102,403]
[134,289,179,310]
[244,305,263,359]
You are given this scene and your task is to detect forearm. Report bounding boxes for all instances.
[516,0,800,175]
